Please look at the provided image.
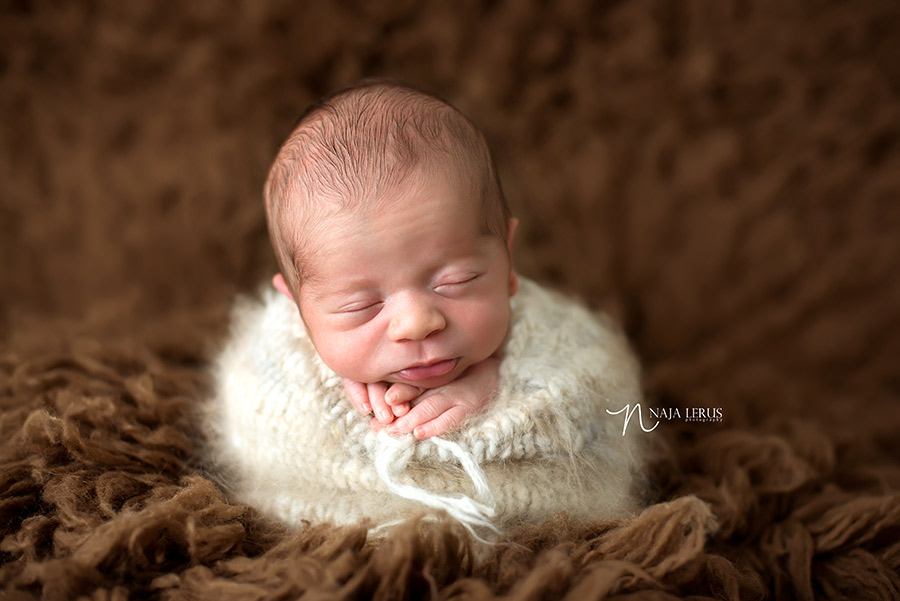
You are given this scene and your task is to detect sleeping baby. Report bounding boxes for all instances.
[206,81,647,533]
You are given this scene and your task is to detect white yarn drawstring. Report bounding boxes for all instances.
[372,430,499,535]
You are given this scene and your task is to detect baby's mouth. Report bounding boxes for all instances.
[395,358,458,382]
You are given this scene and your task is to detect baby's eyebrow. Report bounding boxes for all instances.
[305,278,374,303]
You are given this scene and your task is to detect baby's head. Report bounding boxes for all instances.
[265,81,518,389]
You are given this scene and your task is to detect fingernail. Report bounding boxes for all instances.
[413,427,424,439]
[362,403,371,413]
[377,409,391,422]
[385,392,396,404]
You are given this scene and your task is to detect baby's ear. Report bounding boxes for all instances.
[507,218,520,296]
[506,218,519,254]
[272,273,295,302]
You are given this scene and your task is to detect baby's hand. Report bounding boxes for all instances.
[387,357,500,439]
[342,379,421,424]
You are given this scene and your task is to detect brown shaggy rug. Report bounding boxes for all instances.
[3,1,899,599]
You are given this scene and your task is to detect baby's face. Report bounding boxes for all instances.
[287,167,517,389]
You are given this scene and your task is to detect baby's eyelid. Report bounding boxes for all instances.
[434,273,479,289]
[337,300,382,313]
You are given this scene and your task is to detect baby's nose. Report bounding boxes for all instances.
[388,293,446,342]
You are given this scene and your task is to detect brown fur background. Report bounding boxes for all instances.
[2,1,899,599]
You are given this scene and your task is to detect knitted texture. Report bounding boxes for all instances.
[204,277,646,531]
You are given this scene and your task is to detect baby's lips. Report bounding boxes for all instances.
[395,358,458,382]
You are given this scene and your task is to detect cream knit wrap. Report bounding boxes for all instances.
[205,278,646,532]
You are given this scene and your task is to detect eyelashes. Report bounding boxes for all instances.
[433,274,479,293]
[338,301,383,314]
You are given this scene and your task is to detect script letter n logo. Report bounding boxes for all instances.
[606,403,660,436]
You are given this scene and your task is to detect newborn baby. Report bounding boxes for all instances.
[268,91,517,442]
[206,81,646,533]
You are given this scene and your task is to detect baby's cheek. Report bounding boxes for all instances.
[316,332,380,382]
[462,300,510,359]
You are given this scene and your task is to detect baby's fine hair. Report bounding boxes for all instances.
[264,80,510,291]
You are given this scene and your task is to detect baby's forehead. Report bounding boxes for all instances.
[299,166,480,248]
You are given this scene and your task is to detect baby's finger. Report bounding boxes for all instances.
[388,392,452,435]
[369,415,389,430]
[411,405,468,439]
[385,383,422,406]
[367,382,394,424]
[342,379,371,414]
[391,401,411,418]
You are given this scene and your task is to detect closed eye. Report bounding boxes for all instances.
[434,274,479,292]
[337,301,383,314]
